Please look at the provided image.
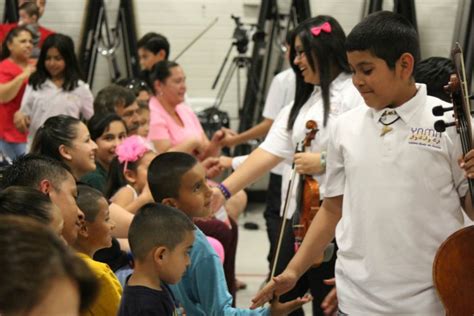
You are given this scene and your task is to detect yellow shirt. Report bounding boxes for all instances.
[77,252,123,316]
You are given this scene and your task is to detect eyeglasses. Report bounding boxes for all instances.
[295,49,306,59]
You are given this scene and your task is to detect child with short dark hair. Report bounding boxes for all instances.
[252,11,474,315]
[118,202,195,316]
[148,152,311,315]
[74,184,122,316]
[18,2,40,26]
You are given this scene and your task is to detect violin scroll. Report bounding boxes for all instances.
[302,120,318,147]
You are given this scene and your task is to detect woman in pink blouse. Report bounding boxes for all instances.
[148,60,223,159]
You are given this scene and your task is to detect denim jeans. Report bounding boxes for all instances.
[0,140,26,161]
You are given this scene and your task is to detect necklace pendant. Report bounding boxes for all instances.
[380,125,393,137]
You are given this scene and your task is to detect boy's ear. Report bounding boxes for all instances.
[397,52,415,79]
[123,169,137,184]
[152,246,168,263]
[38,179,52,194]
[161,198,178,208]
[58,144,72,161]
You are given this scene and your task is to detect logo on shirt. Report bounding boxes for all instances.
[408,127,442,149]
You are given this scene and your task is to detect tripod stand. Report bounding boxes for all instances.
[212,43,260,112]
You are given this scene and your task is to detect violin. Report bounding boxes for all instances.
[293,120,324,266]
[269,120,321,278]
[432,42,474,315]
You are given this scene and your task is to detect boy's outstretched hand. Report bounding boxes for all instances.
[201,157,223,179]
[250,269,298,309]
[269,294,313,316]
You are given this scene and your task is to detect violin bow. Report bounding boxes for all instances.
[269,141,303,280]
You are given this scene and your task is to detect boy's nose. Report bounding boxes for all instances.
[352,75,364,87]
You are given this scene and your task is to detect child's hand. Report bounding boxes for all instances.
[459,149,474,178]
[250,269,299,309]
[201,157,223,179]
[321,278,337,316]
[219,156,233,169]
[268,294,312,316]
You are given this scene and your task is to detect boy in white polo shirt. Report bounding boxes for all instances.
[251,11,474,315]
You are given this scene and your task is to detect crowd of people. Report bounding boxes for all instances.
[0,0,473,315]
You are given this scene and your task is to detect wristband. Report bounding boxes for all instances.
[320,151,327,170]
[217,183,231,200]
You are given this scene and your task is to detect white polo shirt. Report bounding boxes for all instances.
[263,68,296,176]
[262,68,295,120]
[260,72,363,218]
[326,84,467,314]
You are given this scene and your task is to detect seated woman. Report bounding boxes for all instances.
[31,115,97,180]
[147,60,246,301]
[147,61,223,159]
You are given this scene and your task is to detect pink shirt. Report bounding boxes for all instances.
[148,96,204,146]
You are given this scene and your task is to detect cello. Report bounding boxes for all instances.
[432,42,474,315]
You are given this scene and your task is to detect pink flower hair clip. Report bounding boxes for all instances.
[311,22,332,36]
[116,135,153,172]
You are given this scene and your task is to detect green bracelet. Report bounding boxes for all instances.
[320,151,327,170]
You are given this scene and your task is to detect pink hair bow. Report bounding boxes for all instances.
[116,135,153,171]
[311,22,332,36]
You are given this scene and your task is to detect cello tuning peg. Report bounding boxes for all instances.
[434,120,456,133]
[432,105,453,116]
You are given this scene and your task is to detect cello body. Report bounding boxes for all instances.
[432,225,474,315]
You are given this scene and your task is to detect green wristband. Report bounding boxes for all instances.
[320,151,327,170]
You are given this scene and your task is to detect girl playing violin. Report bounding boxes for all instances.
[214,16,363,315]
